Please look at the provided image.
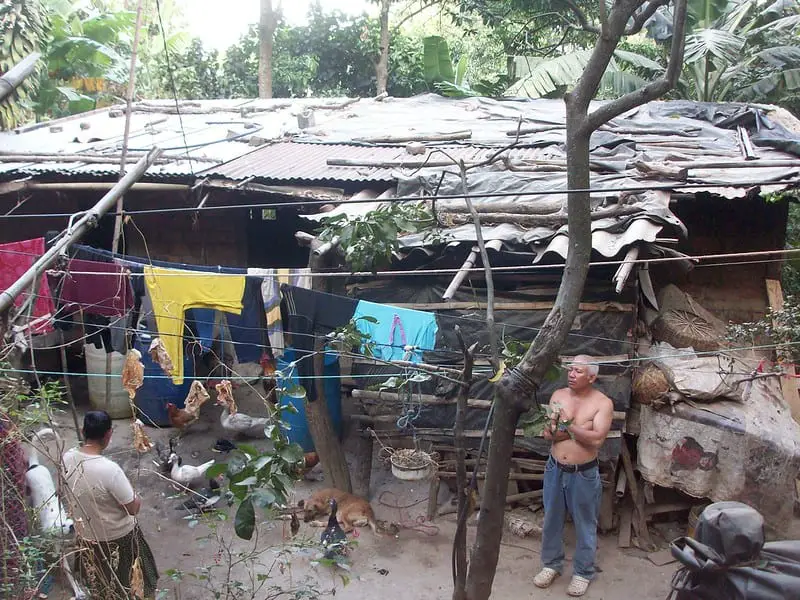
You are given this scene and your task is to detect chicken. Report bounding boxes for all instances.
[167,452,215,488]
[215,381,271,437]
[166,402,199,435]
[153,437,178,474]
[320,498,348,559]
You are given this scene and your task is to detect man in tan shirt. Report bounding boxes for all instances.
[63,410,158,598]
[533,356,614,597]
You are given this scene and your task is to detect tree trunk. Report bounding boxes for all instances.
[462,0,689,595]
[258,0,277,99]
[376,0,391,95]
[302,237,352,493]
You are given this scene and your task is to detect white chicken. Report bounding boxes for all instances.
[215,380,271,438]
[167,453,215,488]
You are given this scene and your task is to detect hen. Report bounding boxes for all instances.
[166,402,199,435]
[215,380,270,437]
[320,498,348,559]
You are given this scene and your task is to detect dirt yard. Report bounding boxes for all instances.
[33,392,709,600]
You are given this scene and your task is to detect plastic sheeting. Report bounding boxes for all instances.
[637,375,800,526]
[349,280,632,461]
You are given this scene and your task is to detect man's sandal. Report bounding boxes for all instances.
[533,567,560,588]
[567,575,591,597]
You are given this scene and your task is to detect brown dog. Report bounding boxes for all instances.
[298,487,378,534]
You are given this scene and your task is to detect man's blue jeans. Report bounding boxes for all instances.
[541,455,602,579]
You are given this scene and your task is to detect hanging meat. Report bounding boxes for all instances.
[121,348,145,400]
[215,380,237,414]
[184,381,210,416]
[148,337,174,377]
[132,419,153,453]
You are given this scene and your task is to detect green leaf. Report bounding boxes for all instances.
[234,498,255,540]
[279,444,305,464]
[684,29,745,65]
[423,36,455,84]
[226,453,248,476]
[205,464,227,479]
[253,455,273,471]
[233,476,258,487]
[356,315,379,324]
[237,443,258,458]
[251,487,277,507]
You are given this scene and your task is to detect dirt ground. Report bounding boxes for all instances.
[30,388,755,600]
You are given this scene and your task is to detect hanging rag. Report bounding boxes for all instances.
[144,266,245,384]
[0,238,55,334]
[280,284,357,400]
[226,277,272,364]
[57,258,134,317]
[248,268,311,356]
[352,300,438,363]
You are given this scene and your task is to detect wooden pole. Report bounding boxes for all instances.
[112,0,145,254]
[301,235,352,493]
[58,331,82,442]
[0,53,40,102]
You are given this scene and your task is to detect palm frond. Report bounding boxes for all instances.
[684,28,746,64]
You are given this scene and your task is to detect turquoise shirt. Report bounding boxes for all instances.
[352,300,438,363]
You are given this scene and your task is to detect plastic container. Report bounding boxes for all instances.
[132,333,195,427]
[84,344,133,419]
[277,347,343,452]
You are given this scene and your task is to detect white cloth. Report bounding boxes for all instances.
[62,448,135,542]
[247,268,311,356]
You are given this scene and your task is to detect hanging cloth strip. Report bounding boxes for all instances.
[351,300,438,363]
[144,266,245,384]
[0,238,55,334]
[248,268,312,357]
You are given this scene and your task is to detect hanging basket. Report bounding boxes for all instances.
[389,449,437,481]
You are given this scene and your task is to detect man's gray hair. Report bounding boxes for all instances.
[571,355,599,377]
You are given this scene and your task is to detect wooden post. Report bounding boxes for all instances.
[765,279,800,423]
[58,331,82,442]
[620,439,654,551]
[298,233,352,493]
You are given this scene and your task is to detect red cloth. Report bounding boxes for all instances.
[58,258,134,317]
[0,238,54,333]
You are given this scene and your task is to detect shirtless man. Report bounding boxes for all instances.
[533,355,614,597]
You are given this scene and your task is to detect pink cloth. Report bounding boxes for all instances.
[0,238,55,333]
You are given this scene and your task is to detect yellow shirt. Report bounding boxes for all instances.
[144,266,246,384]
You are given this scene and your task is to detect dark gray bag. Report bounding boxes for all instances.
[669,501,800,599]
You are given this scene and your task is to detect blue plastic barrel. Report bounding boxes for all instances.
[133,333,195,426]
[277,347,343,452]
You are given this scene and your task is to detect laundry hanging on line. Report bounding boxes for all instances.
[144,266,246,385]
[247,267,312,357]
[280,284,358,401]
[73,245,273,368]
[53,258,135,318]
[351,300,438,363]
[0,238,55,334]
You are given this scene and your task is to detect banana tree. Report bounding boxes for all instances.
[655,0,800,102]
[35,0,134,118]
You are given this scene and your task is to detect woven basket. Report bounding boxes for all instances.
[652,309,720,352]
[633,364,670,405]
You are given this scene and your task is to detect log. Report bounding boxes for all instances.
[618,503,633,548]
[620,440,654,551]
[388,301,634,312]
[437,198,565,215]
[634,161,688,181]
[438,471,544,481]
[446,204,643,227]
[327,157,472,169]
[355,130,472,144]
[766,279,800,424]
[613,245,639,294]
[506,124,563,136]
[505,490,544,504]
[599,480,615,533]
[369,427,623,439]
[0,152,188,164]
[443,248,480,301]
[0,182,190,196]
[351,432,373,499]
[427,475,441,521]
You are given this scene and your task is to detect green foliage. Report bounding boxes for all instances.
[221,8,426,99]
[784,201,800,296]
[727,295,800,364]
[0,0,50,129]
[316,202,438,272]
[423,35,455,85]
[152,37,222,100]
[327,317,378,359]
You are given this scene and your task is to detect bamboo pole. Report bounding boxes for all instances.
[0,53,40,102]
[112,0,146,254]
[0,148,162,317]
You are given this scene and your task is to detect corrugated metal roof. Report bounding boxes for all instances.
[202,143,491,183]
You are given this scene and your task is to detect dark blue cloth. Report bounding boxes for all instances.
[226,277,269,363]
